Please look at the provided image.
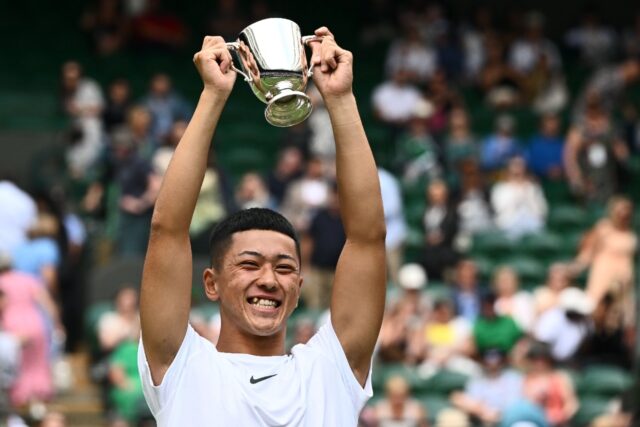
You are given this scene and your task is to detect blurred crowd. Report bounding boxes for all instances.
[0,0,639,426]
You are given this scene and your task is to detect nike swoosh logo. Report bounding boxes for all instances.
[249,374,277,384]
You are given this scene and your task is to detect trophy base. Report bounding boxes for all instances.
[265,90,313,127]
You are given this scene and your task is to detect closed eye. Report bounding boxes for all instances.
[276,265,296,273]
[240,261,260,269]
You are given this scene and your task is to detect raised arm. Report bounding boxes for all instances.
[310,28,387,386]
[140,36,236,385]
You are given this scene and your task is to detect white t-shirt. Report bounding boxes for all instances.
[139,322,373,426]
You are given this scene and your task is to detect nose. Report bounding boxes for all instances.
[257,265,278,290]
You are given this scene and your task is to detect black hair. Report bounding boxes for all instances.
[208,208,300,269]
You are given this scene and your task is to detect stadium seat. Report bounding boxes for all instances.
[372,364,421,393]
[470,231,515,259]
[419,370,469,395]
[504,256,547,288]
[547,204,591,233]
[419,394,452,425]
[83,301,114,358]
[519,231,564,260]
[578,365,634,397]
[570,396,613,427]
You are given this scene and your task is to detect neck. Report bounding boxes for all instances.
[216,324,287,356]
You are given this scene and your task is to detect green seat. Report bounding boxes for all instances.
[548,205,591,233]
[471,256,496,282]
[404,201,425,228]
[84,301,113,358]
[519,231,563,260]
[419,394,452,424]
[470,231,515,259]
[579,365,633,397]
[419,370,469,395]
[504,256,547,287]
[372,364,420,393]
[570,396,612,427]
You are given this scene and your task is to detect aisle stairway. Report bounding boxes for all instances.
[46,352,107,427]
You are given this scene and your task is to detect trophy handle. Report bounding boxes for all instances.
[226,42,253,82]
[301,35,324,77]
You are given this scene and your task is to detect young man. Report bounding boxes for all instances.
[138,27,386,426]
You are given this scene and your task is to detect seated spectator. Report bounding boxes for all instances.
[493,266,535,332]
[564,99,629,203]
[533,287,593,363]
[378,168,407,286]
[473,292,523,355]
[523,342,578,426]
[0,288,20,425]
[424,69,461,137]
[451,349,524,425]
[0,179,37,254]
[528,53,569,115]
[508,12,561,76]
[491,156,548,238]
[289,318,316,350]
[60,61,105,179]
[534,263,572,315]
[565,11,616,68]
[572,196,637,331]
[450,259,482,323]
[443,107,478,185]
[142,73,192,142]
[281,157,330,232]
[125,105,156,159]
[98,287,140,353]
[374,376,428,427]
[385,24,437,84]
[525,114,565,180]
[130,0,188,51]
[480,115,522,173]
[300,185,344,310]
[394,101,441,183]
[306,85,335,173]
[111,128,161,255]
[372,70,423,128]
[456,163,494,237]
[0,254,60,409]
[378,264,429,364]
[39,411,67,427]
[235,172,275,210]
[578,293,632,369]
[267,147,304,208]
[422,180,459,280]
[102,79,132,134]
[478,35,524,109]
[410,298,478,378]
[108,335,144,423]
[11,213,61,294]
[80,0,128,56]
[151,119,187,176]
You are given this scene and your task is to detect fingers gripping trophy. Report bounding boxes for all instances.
[193,18,352,126]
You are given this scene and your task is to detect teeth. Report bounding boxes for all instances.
[250,297,277,307]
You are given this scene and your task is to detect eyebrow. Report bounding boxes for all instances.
[237,251,297,262]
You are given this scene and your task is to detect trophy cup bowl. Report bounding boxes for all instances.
[226,18,319,127]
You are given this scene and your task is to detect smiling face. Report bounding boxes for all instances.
[205,230,303,341]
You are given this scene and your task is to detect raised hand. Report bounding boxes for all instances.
[193,36,237,96]
[308,27,353,100]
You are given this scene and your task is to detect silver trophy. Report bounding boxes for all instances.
[226,18,320,127]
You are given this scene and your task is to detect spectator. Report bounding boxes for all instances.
[565,11,617,68]
[450,259,482,323]
[479,35,524,109]
[509,11,561,75]
[522,342,578,426]
[533,287,593,363]
[0,289,20,426]
[564,100,629,203]
[123,105,157,160]
[525,114,565,180]
[307,85,335,173]
[235,172,275,210]
[459,7,495,80]
[491,156,548,238]
[39,411,67,427]
[378,264,429,364]
[451,349,524,425]
[572,196,637,331]
[493,266,535,332]
[424,69,460,137]
[300,185,344,310]
[372,70,424,128]
[378,168,407,286]
[60,61,105,179]
[534,263,573,315]
[385,24,438,84]
[111,127,161,255]
[97,287,140,353]
[480,115,522,173]
[374,376,428,427]
[80,0,128,56]
[410,298,478,378]
[456,163,494,237]
[141,73,192,142]
[443,107,478,186]
[0,179,37,253]
[151,119,187,176]
[473,292,522,355]
[422,180,459,280]
[0,254,60,409]
[130,0,188,51]
[281,156,330,232]
[102,79,132,134]
[267,147,304,207]
[11,213,61,294]
[108,336,144,423]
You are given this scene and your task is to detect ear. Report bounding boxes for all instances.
[203,267,220,301]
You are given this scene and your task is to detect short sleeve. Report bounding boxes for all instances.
[138,325,204,416]
[305,322,373,411]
